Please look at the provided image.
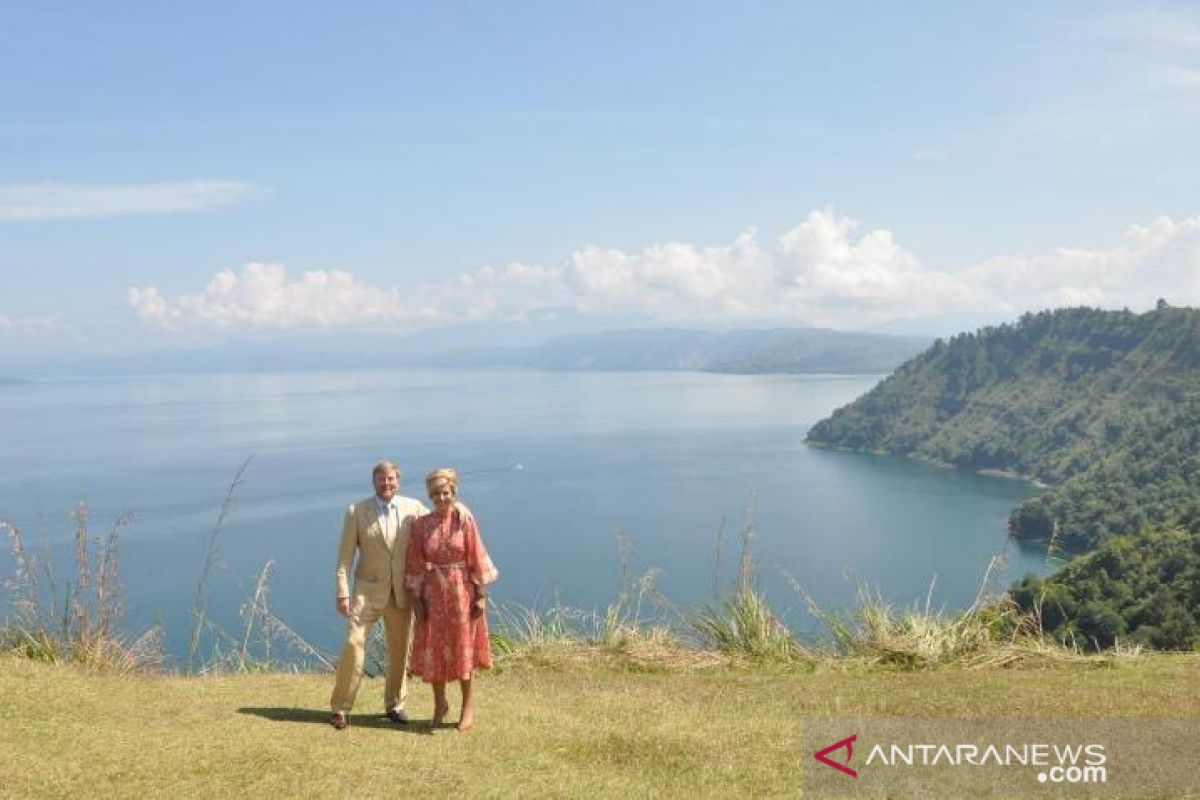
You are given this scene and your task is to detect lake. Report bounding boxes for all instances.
[0,368,1047,664]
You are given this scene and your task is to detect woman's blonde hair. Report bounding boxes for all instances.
[425,467,459,496]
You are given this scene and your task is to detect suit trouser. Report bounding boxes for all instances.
[330,594,413,713]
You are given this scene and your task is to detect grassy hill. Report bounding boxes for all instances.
[3,652,1198,799]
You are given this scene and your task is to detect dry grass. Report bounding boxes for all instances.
[688,589,811,662]
[4,501,1192,797]
[2,489,330,675]
[806,588,1067,670]
[3,650,1199,799]
[492,534,1136,675]
[774,552,1141,671]
[1,509,163,673]
[5,504,1137,680]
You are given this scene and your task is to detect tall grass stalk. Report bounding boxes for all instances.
[490,525,681,657]
[6,481,1133,675]
[187,456,253,672]
[736,494,756,594]
[1,509,162,672]
[1044,518,1070,570]
[0,458,327,675]
[689,589,808,661]
[596,526,679,648]
[688,508,808,661]
[180,457,329,674]
[188,559,334,674]
[712,515,726,601]
[491,598,584,653]
[784,552,1122,669]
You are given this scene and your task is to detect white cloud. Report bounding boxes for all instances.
[964,215,1200,313]
[0,313,62,339]
[1088,7,1200,50]
[1090,7,1200,108]
[775,212,973,314]
[128,263,436,330]
[564,232,768,314]
[915,8,1200,164]
[0,180,263,221]
[433,261,573,321]
[467,210,975,326]
[128,210,1200,334]
[128,211,970,331]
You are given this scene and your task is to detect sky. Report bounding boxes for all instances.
[2,1,1200,354]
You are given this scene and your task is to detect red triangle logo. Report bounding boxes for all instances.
[814,734,858,778]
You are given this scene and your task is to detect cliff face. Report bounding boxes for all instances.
[806,304,1200,551]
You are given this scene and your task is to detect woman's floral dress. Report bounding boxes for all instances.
[404,509,498,682]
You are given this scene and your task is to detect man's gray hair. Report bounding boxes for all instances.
[372,461,400,480]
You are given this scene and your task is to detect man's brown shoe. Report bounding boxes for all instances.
[331,711,348,730]
[386,708,409,724]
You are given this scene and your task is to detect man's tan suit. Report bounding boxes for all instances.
[330,494,429,714]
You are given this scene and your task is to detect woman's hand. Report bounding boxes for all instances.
[413,597,428,623]
[470,595,486,619]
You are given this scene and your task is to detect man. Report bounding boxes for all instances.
[329,461,428,729]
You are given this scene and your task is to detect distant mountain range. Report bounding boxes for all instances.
[400,327,930,374]
[807,303,1200,553]
[1,326,929,378]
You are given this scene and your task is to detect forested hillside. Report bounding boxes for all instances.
[806,303,1200,552]
[1010,524,1200,650]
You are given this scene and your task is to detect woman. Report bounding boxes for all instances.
[405,468,498,731]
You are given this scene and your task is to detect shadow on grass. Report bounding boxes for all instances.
[236,707,436,734]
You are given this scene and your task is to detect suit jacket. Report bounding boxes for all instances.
[335,494,429,608]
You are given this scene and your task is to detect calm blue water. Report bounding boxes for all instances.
[0,369,1047,663]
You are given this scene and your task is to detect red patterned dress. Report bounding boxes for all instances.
[404,509,498,682]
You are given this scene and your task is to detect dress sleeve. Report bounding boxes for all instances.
[404,515,427,594]
[463,513,498,587]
